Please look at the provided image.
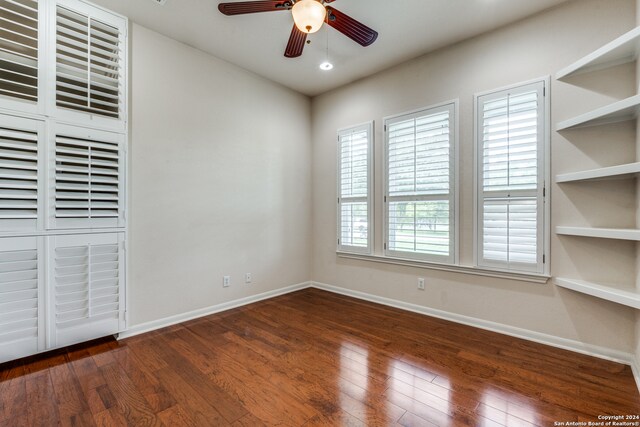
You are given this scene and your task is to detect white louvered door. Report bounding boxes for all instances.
[0,0,43,114]
[49,123,124,230]
[52,0,126,130]
[0,236,44,363]
[476,81,545,273]
[0,114,44,231]
[48,232,124,348]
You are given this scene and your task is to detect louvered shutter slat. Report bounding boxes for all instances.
[0,236,40,364]
[0,124,38,224]
[478,83,543,272]
[338,125,371,252]
[56,5,123,120]
[386,105,454,261]
[51,234,123,348]
[54,132,121,226]
[0,0,38,103]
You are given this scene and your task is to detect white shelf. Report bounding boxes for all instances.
[556,27,640,80]
[556,95,640,130]
[555,278,640,309]
[556,226,640,241]
[556,162,640,183]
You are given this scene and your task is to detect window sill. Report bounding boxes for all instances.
[336,252,550,284]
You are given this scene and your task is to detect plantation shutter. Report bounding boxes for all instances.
[337,123,372,253]
[0,115,42,231]
[0,0,39,105]
[49,232,124,348]
[0,236,43,363]
[477,82,545,272]
[55,2,124,122]
[385,103,455,263]
[51,125,124,229]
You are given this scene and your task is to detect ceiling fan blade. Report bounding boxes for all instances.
[218,1,292,15]
[284,24,307,58]
[325,6,378,47]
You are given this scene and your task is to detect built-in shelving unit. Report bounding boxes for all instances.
[555,26,640,313]
[556,27,640,80]
[555,278,640,309]
[556,162,640,183]
[556,94,640,131]
[556,226,640,241]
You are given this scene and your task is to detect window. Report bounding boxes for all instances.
[384,101,457,263]
[475,80,548,273]
[337,122,373,254]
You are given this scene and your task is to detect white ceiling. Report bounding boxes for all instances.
[91,0,572,96]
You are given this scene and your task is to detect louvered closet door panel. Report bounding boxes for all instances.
[0,114,43,231]
[49,232,124,349]
[0,236,43,363]
[49,124,124,229]
[0,0,40,110]
[54,0,126,129]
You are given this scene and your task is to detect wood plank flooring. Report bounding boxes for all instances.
[1,288,638,426]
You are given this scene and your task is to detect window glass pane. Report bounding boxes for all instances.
[340,202,368,248]
[388,200,450,256]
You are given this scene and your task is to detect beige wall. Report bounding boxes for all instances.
[128,24,312,326]
[311,0,637,353]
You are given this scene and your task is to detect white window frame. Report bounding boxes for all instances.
[383,100,459,264]
[473,77,550,275]
[337,121,374,254]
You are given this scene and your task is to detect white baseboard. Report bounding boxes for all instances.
[311,281,635,366]
[632,356,640,393]
[118,281,311,339]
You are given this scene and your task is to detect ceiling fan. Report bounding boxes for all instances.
[218,0,378,58]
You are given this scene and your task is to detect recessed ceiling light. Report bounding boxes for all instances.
[150,0,167,5]
[319,61,334,71]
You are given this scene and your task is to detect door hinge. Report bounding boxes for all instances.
[338,238,340,245]
[543,254,546,264]
[337,197,340,204]
[384,243,387,250]
[384,196,387,203]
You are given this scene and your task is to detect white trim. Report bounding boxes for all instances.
[632,357,640,394]
[311,281,634,365]
[383,99,459,264]
[336,251,550,283]
[337,121,374,255]
[117,281,312,339]
[473,77,550,275]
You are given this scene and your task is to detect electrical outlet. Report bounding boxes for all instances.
[245,273,252,283]
[417,278,425,290]
[223,276,230,287]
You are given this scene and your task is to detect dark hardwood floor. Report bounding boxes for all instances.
[1,288,638,426]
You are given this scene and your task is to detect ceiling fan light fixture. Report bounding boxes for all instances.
[291,0,326,34]
[319,61,333,71]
